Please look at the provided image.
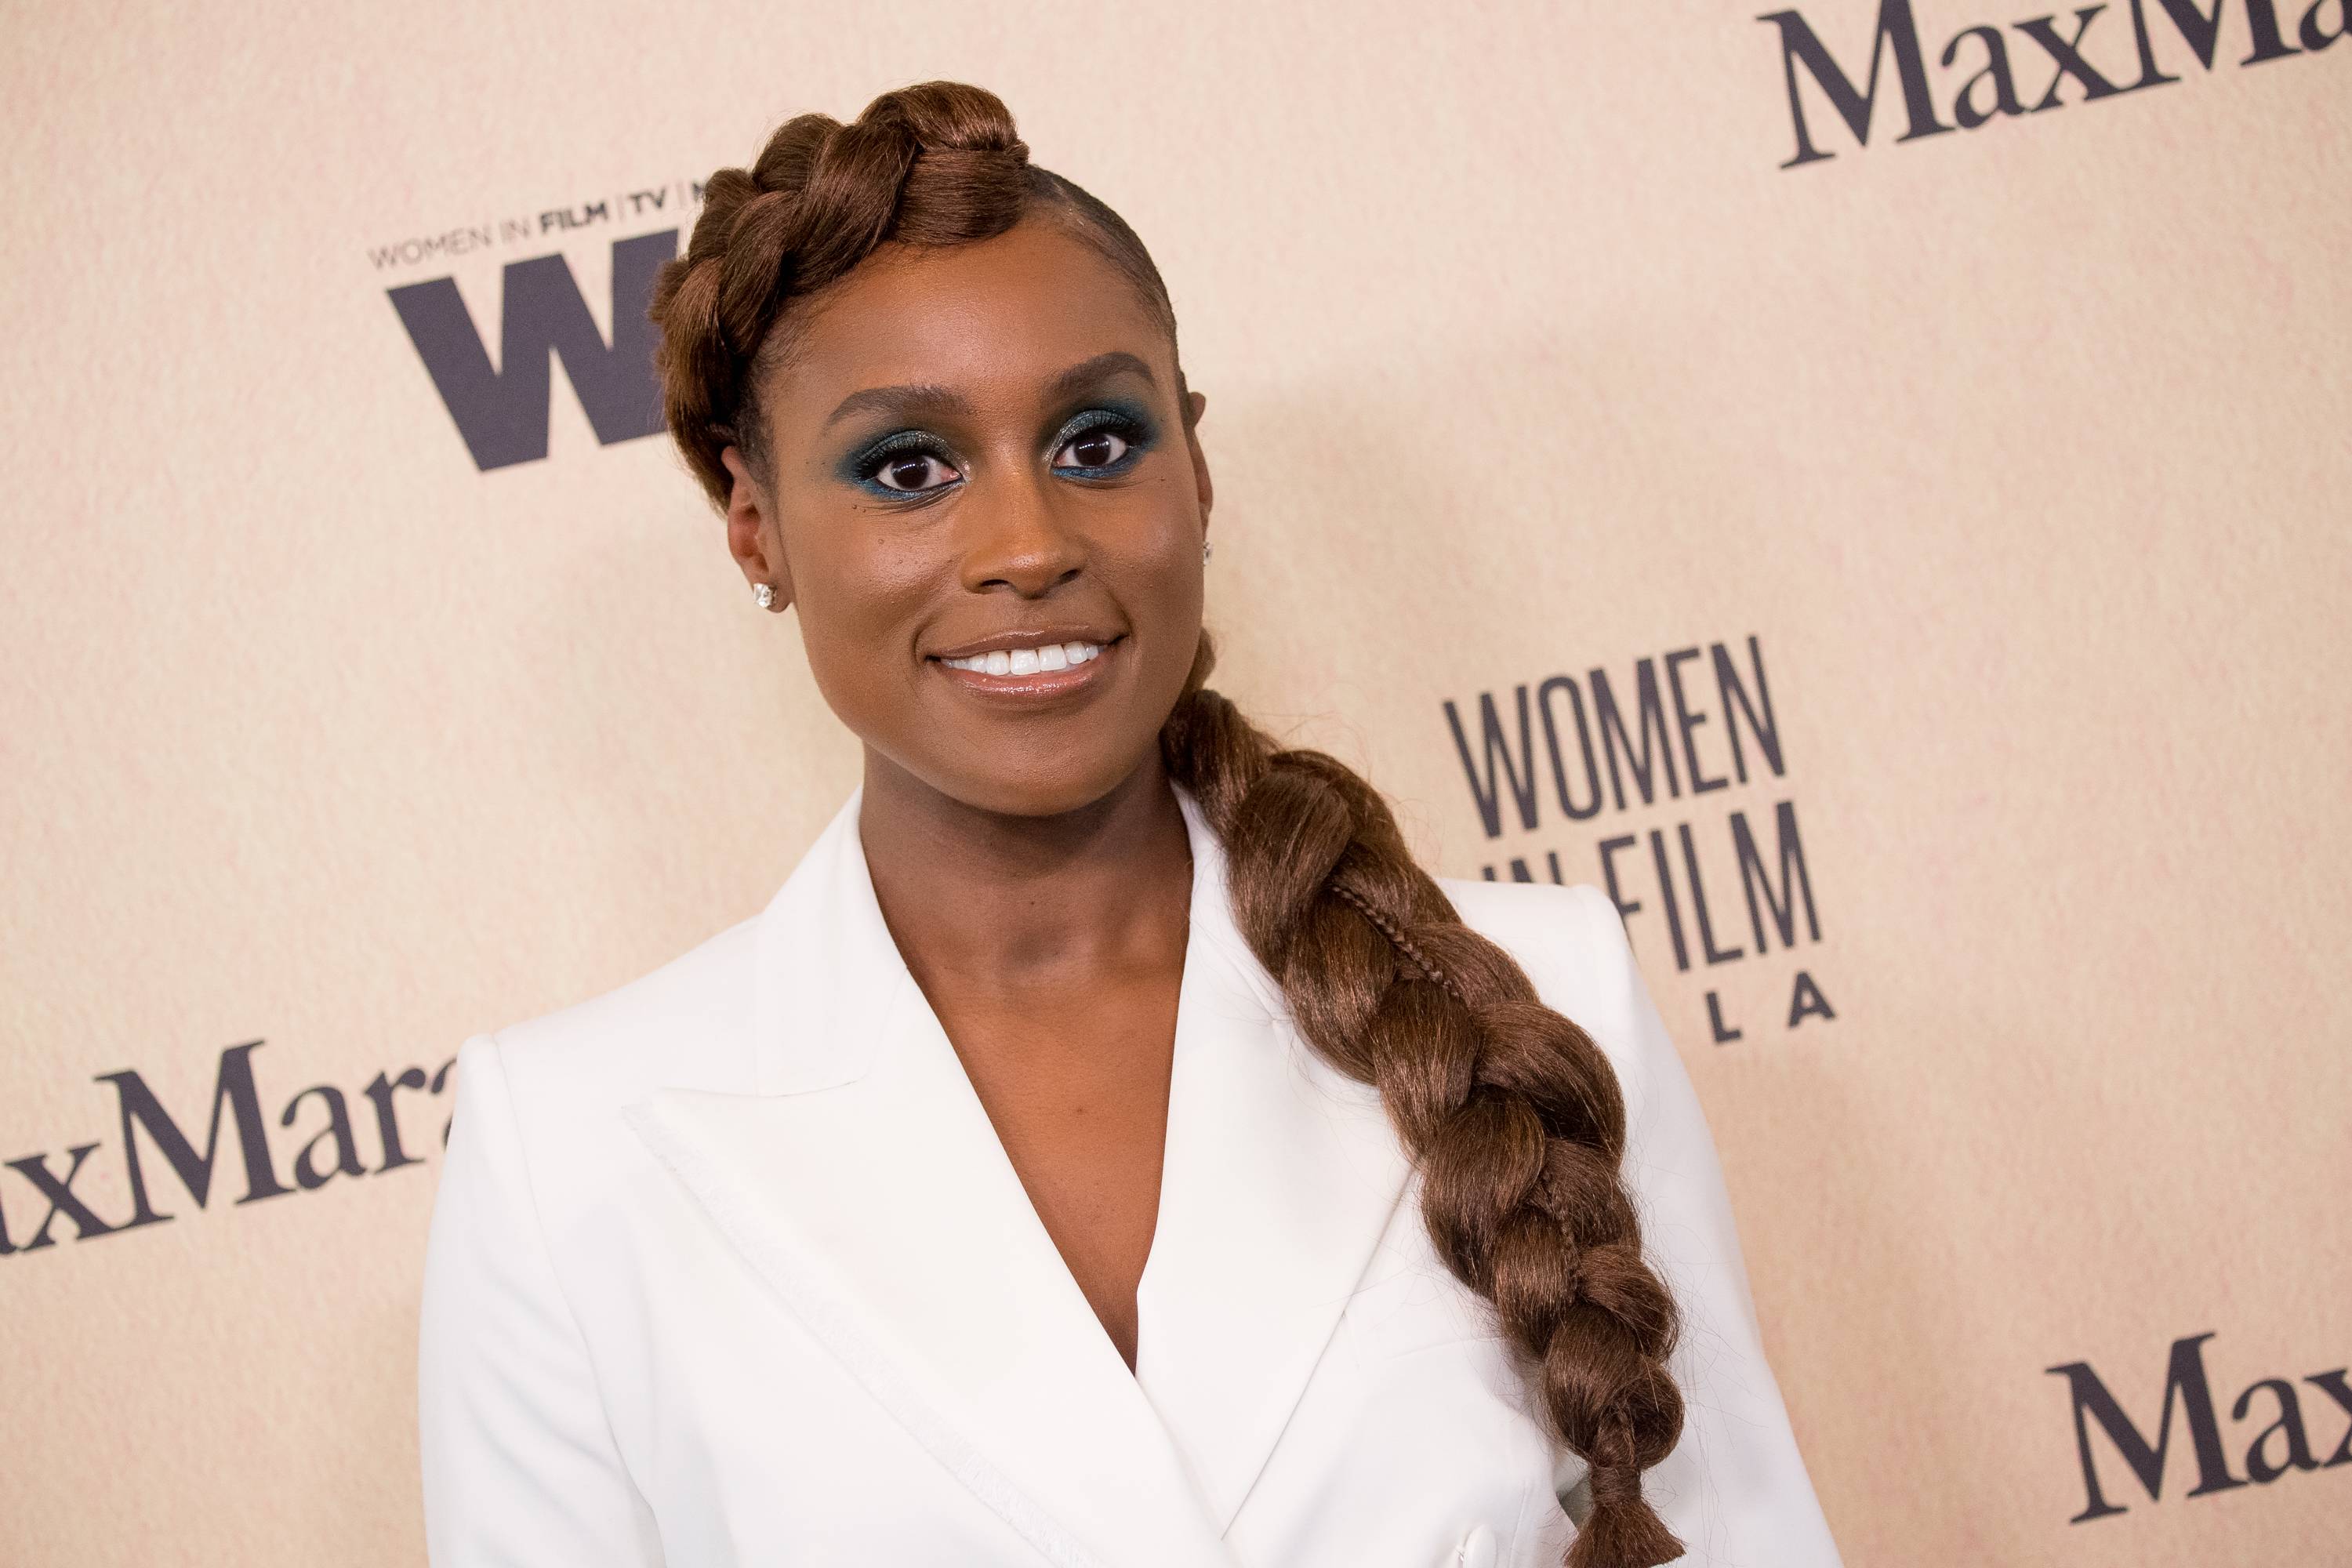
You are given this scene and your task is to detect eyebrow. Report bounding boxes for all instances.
[820,350,1158,434]
[821,383,970,434]
[1047,350,1156,402]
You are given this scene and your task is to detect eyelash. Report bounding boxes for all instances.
[848,408,1156,499]
[850,433,958,498]
[1050,408,1157,476]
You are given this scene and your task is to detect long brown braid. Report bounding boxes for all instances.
[649,80,1687,1568]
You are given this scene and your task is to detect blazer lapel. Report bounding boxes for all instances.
[1132,792,1415,1530]
[622,793,1237,1568]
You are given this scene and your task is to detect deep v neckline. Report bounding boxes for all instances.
[889,866,1193,1377]
[628,785,1414,1555]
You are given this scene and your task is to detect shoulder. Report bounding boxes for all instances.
[462,913,764,1164]
[1437,876,1670,1094]
[431,910,770,1281]
[1438,876,1627,1010]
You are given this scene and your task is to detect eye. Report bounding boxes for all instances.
[1055,428,1130,470]
[869,451,960,494]
[1050,408,1154,475]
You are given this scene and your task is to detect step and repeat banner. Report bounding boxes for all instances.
[3,1,2345,1563]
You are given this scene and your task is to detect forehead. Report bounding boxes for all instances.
[765,219,1173,426]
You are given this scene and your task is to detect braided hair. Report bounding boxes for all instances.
[648,81,1688,1568]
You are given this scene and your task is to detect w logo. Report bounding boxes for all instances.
[387,229,677,471]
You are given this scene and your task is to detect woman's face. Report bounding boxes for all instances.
[722,218,1212,819]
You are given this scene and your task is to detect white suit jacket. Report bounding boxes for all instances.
[418,787,1842,1567]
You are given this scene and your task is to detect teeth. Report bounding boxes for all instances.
[941,641,1105,674]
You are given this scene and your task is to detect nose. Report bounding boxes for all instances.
[956,468,1085,599]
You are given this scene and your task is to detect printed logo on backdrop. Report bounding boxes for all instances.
[370,181,706,470]
[0,1043,452,1257]
[1757,0,2347,167]
[1442,636,1831,1047]
[2048,1331,2351,1521]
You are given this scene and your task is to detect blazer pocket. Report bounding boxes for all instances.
[1343,1264,1508,1360]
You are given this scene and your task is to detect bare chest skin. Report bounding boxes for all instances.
[862,764,1196,1374]
[916,948,1183,1371]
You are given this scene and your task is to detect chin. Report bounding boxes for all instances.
[891,731,1161,821]
[949,763,1150,820]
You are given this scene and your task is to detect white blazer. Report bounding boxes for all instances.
[418,786,1842,1568]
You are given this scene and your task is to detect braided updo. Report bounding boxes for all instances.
[650,80,1176,508]
[648,80,1688,1568]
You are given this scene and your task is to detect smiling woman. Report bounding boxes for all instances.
[415,81,1845,1568]
[706,213,1208,824]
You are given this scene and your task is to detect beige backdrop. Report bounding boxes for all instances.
[4,0,2347,1563]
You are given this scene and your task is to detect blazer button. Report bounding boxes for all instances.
[1454,1524,1497,1568]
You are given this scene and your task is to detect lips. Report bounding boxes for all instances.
[941,640,1105,677]
[927,626,1124,659]
[925,630,1123,696]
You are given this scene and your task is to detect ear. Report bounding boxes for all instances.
[1183,388,1214,525]
[721,446,793,612]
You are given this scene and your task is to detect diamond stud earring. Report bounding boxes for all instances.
[752,583,775,610]
[1203,539,1214,564]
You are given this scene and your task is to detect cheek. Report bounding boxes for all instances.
[1110,516,1204,634]
[785,525,931,718]
[1096,517,1207,706]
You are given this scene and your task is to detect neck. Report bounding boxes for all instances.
[856,752,1196,996]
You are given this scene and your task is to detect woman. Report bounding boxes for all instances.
[416,82,1842,1568]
